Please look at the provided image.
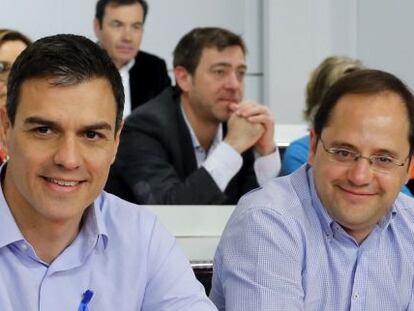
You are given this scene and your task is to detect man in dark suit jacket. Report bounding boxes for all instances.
[130,50,171,111]
[94,0,170,115]
[106,27,281,204]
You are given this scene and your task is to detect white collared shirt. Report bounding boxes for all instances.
[180,104,281,191]
[118,59,135,119]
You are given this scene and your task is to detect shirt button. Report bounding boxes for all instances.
[352,293,359,300]
[20,243,28,251]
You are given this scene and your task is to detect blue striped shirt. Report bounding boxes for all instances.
[210,165,414,310]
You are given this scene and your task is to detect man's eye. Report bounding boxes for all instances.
[110,22,122,28]
[35,127,51,135]
[374,156,393,164]
[237,70,246,80]
[213,69,226,76]
[333,149,354,159]
[85,131,102,140]
[132,24,143,30]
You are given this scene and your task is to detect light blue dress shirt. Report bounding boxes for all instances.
[0,188,217,310]
[210,165,414,310]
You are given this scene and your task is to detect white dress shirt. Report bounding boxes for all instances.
[181,105,281,191]
[118,59,135,119]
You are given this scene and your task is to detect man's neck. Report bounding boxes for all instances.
[181,95,219,151]
[18,217,82,264]
[117,58,135,72]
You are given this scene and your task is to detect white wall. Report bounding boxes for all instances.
[262,0,358,125]
[2,1,414,128]
[357,0,414,90]
[1,0,263,104]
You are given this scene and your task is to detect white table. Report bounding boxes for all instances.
[145,205,235,262]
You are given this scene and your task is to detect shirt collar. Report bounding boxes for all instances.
[0,165,25,249]
[118,58,135,76]
[90,192,109,248]
[179,103,223,151]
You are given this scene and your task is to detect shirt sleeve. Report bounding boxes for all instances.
[142,218,217,311]
[254,147,281,185]
[202,142,243,192]
[210,201,305,311]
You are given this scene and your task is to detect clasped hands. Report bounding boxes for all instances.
[224,101,276,155]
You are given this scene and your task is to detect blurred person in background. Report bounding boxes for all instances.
[281,56,363,175]
[94,0,171,118]
[0,29,31,163]
[106,27,280,204]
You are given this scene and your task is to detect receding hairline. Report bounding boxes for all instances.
[324,90,410,128]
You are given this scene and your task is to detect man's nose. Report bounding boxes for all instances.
[347,157,374,186]
[121,26,133,41]
[53,136,82,170]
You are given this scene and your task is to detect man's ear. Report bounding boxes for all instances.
[93,18,102,39]
[405,155,414,184]
[174,66,192,92]
[308,128,317,165]
[0,106,11,154]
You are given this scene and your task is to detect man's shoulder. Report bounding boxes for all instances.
[394,193,414,225]
[134,50,167,67]
[126,87,178,125]
[234,167,312,222]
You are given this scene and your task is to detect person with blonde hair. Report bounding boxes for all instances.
[281,56,363,175]
[0,28,31,162]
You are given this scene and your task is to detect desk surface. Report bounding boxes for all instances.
[143,125,306,260]
[145,205,236,261]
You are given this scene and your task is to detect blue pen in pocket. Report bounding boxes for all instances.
[78,289,94,311]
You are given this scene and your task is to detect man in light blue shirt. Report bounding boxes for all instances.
[0,34,216,310]
[211,69,414,310]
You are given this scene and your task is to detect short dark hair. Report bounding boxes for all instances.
[313,69,414,153]
[95,0,148,26]
[7,34,124,132]
[173,27,246,75]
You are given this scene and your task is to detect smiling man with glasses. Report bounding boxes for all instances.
[210,69,414,310]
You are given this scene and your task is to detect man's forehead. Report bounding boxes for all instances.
[332,91,406,115]
[322,91,410,149]
[17,77,117,115]
[104,2,144,20]
[200,46,246,66]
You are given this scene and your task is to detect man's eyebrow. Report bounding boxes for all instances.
[82,122,113,132]
[24,117,113,132]
[110,19,123,24]
[210,63,247,72]
[24,117,58,128]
